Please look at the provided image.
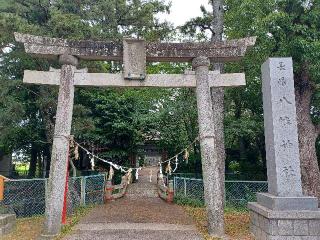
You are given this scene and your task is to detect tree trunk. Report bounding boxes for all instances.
[295,78,320,201]
[44,145,51,178]
[39,86,56,147]
[28,144,37,178]
[37,152,42,178]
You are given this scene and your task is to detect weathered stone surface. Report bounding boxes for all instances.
[262,58,303,197]
[14,32,256,62]
[193,56,224,237]
[23,70,245,88]
[59,54,79,66]
[123,39,146,80]
[294,220,309,236]
[249,58,320,240]
[249,203,320,239]
[249,202,320,219]
[0,214,16,236]
[41,60,77,237]
[278,220,294,235]
[268,237,319,240]
[309,220,320,235]
[257,193,318,211]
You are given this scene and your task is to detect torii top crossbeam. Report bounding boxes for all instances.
[14,32,256,62]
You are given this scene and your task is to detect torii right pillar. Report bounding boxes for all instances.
[193,56,225,238]
[249,58,320,239]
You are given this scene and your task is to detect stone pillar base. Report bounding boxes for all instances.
[257,193,318,211]
[249,202,320,239]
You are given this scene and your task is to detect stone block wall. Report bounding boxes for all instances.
[250,204,320,240]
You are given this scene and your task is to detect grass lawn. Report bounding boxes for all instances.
[185,206,254,240]
[0,207,92,240]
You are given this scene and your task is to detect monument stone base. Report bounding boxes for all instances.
[249,195,320,240]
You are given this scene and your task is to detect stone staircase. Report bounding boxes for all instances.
[126,167,158,198]
[0,214,16,236]
[63,166,204,240]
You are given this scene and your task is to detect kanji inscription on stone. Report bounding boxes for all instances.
[279,116,292,126]
[262,58,303,197]
[123,39,146,80]
[279,96,292,105]
[277,61,286,71]
[278,77,287,86]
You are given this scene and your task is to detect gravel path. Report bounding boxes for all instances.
[63,167,203,240]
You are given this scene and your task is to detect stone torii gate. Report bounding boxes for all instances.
[15,32,255,239]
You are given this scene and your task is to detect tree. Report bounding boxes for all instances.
[180,2,267,182]
[0,0,172,176]
[224,0,320,199]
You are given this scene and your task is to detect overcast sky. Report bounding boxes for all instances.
[158,0,210,26]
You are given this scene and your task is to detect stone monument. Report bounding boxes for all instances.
[249,58,320,239]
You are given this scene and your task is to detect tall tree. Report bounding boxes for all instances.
[224,0,320,200]
[0,0,172,175]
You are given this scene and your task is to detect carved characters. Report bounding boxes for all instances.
[277,62,286,71]
[279,116,292,127]
[279,96,292,105]
[282,166,295,178]
[280,140,293,149]
[278,77,287,86]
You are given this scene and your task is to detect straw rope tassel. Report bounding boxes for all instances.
[135,168,139,180]
[108,166,114,181]
[173,156,179,172]
[183,149,189,164]
[90,156,95,170]
[149,169,153,183]
[165,160,172,175]
[127,168,133,184]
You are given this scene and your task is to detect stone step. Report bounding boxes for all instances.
[64,223,203,240]
[65,229,203,240]
[126,193,158,198]
[0,214,16,236]
[126,188,158,198]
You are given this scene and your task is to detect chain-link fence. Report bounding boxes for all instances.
[173,177,268,210]
[3,174,106,218]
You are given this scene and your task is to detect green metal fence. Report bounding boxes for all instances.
[2,174,268,218]
[3,174,106,218]
[173,177,268,210]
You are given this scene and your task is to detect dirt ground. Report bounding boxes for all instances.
[1,207,92,240]
[185,207,254,240]
[79,197,195,225]
[0,216,44,240]
[0,207,253,240]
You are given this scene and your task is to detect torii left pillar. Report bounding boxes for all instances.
[40,55,78,239]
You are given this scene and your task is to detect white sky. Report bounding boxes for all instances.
[158,0,210,26]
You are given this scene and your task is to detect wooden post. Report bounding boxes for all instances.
[193,56,225,237]
[105,180,113,202]
[80,176,86,206]
[167,180,174,203]
[41,55,78,238]
[0,176,6,201]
